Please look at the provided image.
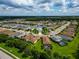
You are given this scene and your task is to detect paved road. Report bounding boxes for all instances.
[54,22,71,34]
[0,47,20,59]
[0,50,13,59]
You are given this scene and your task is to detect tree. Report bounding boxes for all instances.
[32,28,39,34]
[62,56,70,59]
[6,39,16,47]
[42,27,49,35]
[73,50,79,59]
[0,34,9,43]
[53,52,62,59]
[39,52,50,59]
[31,49,40,59]
[72,44,79,59]
[22,48,32,57]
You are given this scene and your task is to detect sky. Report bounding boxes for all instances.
[0,0,79,16]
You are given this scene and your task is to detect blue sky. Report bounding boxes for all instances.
[0,0,79,16]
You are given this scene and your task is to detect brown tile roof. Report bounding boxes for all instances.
[42,36,51,45]
[0,28,16,35]
[61,25,76,37]
[22,34,40,43]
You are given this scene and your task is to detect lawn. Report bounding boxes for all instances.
[32,39,44,52]
[0,39,43,59]
[0,43,31,59]
[51,32,79,59]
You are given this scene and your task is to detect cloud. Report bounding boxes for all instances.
[36,0,52,4]
[0,0,34,10]
[0,0,79,16]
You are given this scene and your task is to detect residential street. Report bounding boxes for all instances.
[54,22,71,34]
[0,50,13,59]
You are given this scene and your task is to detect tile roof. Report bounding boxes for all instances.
[42,36,51,45]
[3,30,16,36]
[22,34,40,43]
[61,25,76,37]
[0,28,16,35]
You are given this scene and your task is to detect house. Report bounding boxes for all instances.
[41,36,51,49]
[50,35,67,46]
[0,28,16,36]
[0,28,25,38]
[61,24,76,37]
[60,35,73,41]
[10,32,26,38]
[50,35,62,43]
[35,25,43,32]
[0,28,4,34]
[22,34,40,43]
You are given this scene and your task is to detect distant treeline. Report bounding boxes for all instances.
[0,16,79,21]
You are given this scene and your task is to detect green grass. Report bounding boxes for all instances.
[0,40,43,59]
[51,32,79,59]
[0,34,79,59]
[0,32,79,59]
[0,43,30,59]
[32,40,44,52]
